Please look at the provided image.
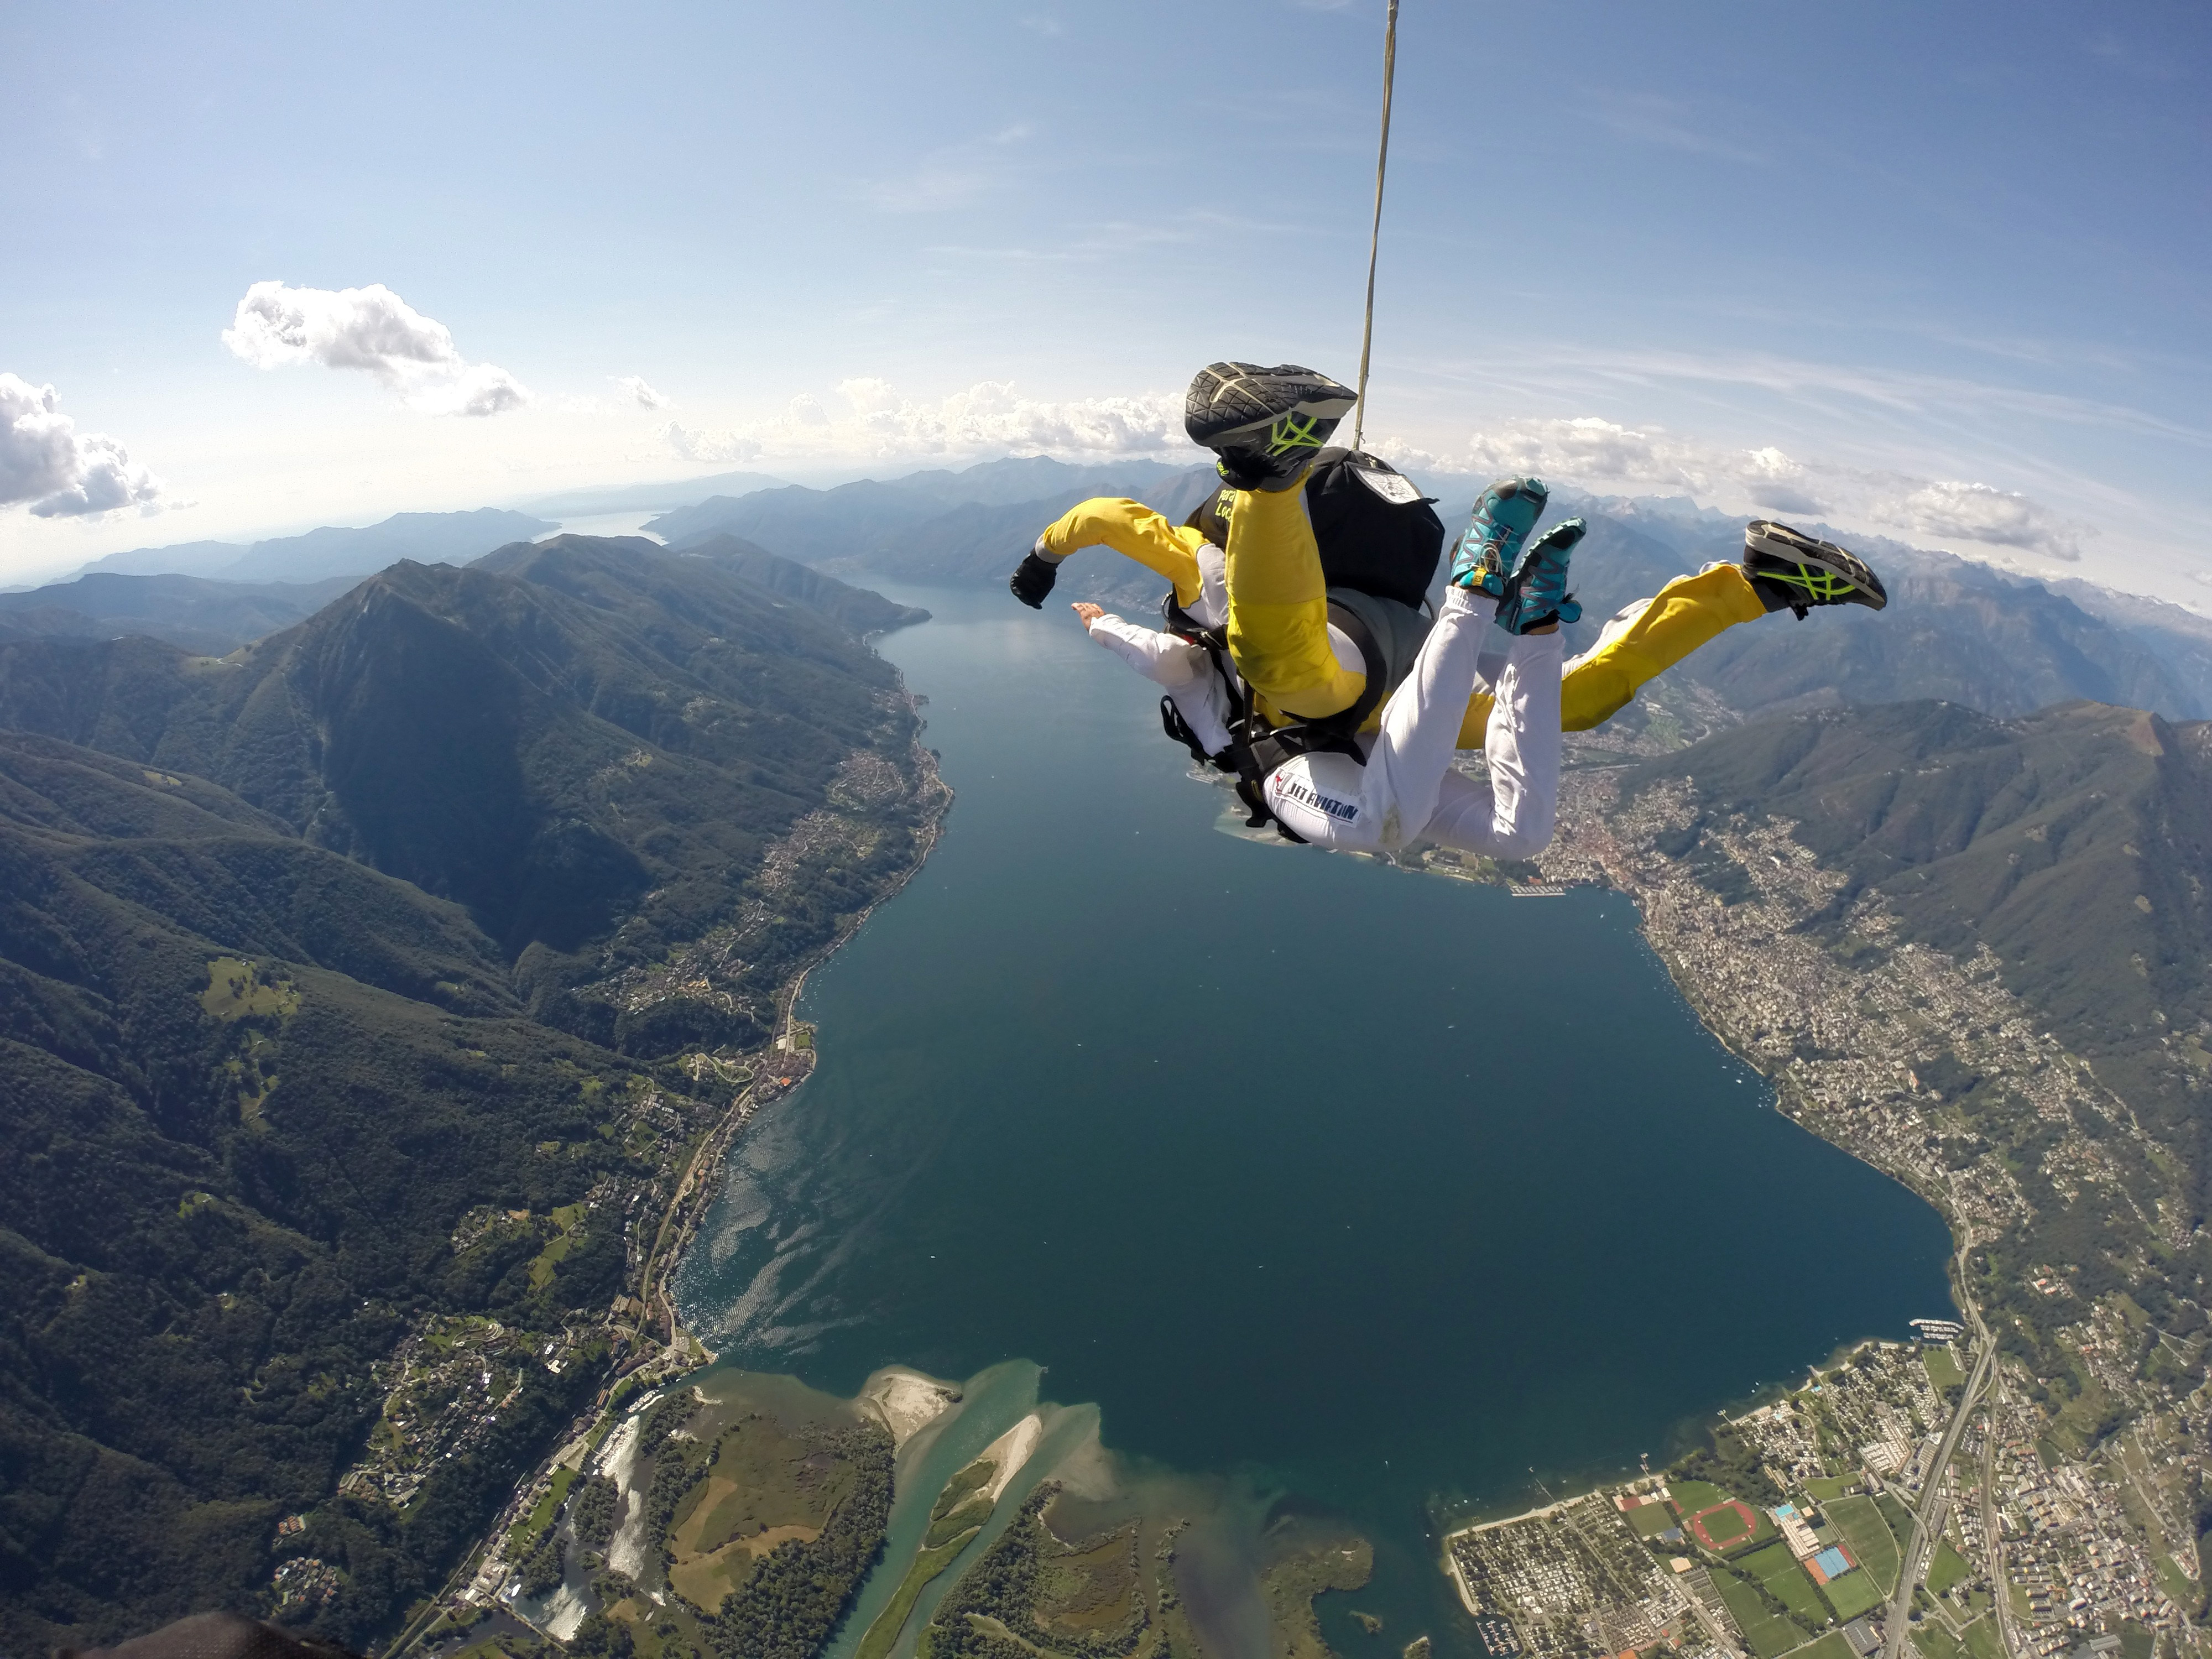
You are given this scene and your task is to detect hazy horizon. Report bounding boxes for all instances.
[6,1,2208,604]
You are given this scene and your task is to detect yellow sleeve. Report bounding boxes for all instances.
[1220,484,1365,721]
[1035,497,1208,609]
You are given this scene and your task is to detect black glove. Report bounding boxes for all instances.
[1008,551,1060,609]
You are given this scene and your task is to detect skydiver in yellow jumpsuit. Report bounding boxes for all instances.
[1006,362,1890,750]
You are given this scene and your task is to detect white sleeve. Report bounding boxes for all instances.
[1085,614,1202,688]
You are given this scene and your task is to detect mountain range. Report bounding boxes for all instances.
[1619,699,2211,1172]
[6,453,2212,1653]
[642,455,1213,583]
[0,538,938,1655]
[1547,504,2212,727]
[56,460,2212,736]
[0,572,362,656]
[66,509,555,585]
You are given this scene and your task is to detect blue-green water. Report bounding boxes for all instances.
[672,584,1954,1655]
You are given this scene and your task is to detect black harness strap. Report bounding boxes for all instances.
[1168,601,1390,843]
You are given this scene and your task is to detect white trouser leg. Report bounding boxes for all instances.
[1421,626,1566,859]
[1261,589,1493,850]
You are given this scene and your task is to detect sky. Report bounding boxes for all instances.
[5,0,2210,602]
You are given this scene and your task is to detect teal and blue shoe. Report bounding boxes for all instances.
[1449,477,1550,593]
[1491,518,1587,634]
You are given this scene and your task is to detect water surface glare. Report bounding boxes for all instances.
[674,583,1954,1651]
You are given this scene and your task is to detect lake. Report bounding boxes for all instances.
[671,581,1955,1654]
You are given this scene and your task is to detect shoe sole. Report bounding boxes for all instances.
[1186,363,1357,448]
[1745,520,1887,609]
[1493,518,1587,620]
[1449,481,1556,589]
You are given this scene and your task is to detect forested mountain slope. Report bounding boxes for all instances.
[1619,701,2212,1181]
[479,533,928,638]
[0,537,927,1031]
[1548,699,2212,1415]
[0,541,943,1655]
[1553,510,2212,724]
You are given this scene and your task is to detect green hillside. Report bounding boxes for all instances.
[1610,700,2212,1374]
[0,541,943,1655]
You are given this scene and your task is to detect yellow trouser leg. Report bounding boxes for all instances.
[1036,497,1208,609]
[1221,484,1365,721]
[1453,564,1767,747]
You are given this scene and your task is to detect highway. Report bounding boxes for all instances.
[1882,1228,2000,1659]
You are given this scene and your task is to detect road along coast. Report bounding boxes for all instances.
[384,724,953,1657]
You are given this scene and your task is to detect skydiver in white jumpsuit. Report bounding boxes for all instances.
[1070,512,1573,860]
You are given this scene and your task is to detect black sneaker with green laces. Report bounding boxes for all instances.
[1183,362,1358,491]
[1742,520,1888,619]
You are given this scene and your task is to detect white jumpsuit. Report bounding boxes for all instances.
[1259,587,1563,858]
[1083,582,1563,860]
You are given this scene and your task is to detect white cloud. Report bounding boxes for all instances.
[1384,414,2092,562]
[613,374,669,411]
[661,379,1182,468]
[1397,416,1831,509]
[1,373,165,518]
[222,281,529,416]
[1888,479,2083,560]
[662,422,763,465]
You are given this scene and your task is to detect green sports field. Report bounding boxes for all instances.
[1715,1575,1807,1659]
[1668,1479,1732,1515]
[1804,1477,1856,1503]
[1741,1543,1798,1580]
[1741,1546,1830,1626]
[1626,1501,1679,1538]
[1923,1348,1965,1390]
[1700,1505,1755,1546]
[1822,1564,1886,1620]
[1822,1495,1902,1595]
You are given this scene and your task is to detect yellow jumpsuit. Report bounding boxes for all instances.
[1035,491,1768,748]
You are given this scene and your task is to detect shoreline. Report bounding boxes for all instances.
[422,697,2021,1657]
[392,702,953,1657]
[638,724,953,1359]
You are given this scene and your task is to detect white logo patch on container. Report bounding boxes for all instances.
[1350,465,1425,507]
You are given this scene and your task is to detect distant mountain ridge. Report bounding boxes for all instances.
[35,459,2212,733]
[641,465,2212,727]
[70,508,556,585]
[1546,510,2212,727]
[643,456,1214,583]
[0,571,360,655]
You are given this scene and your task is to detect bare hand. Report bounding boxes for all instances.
[1070,602,1105,628]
